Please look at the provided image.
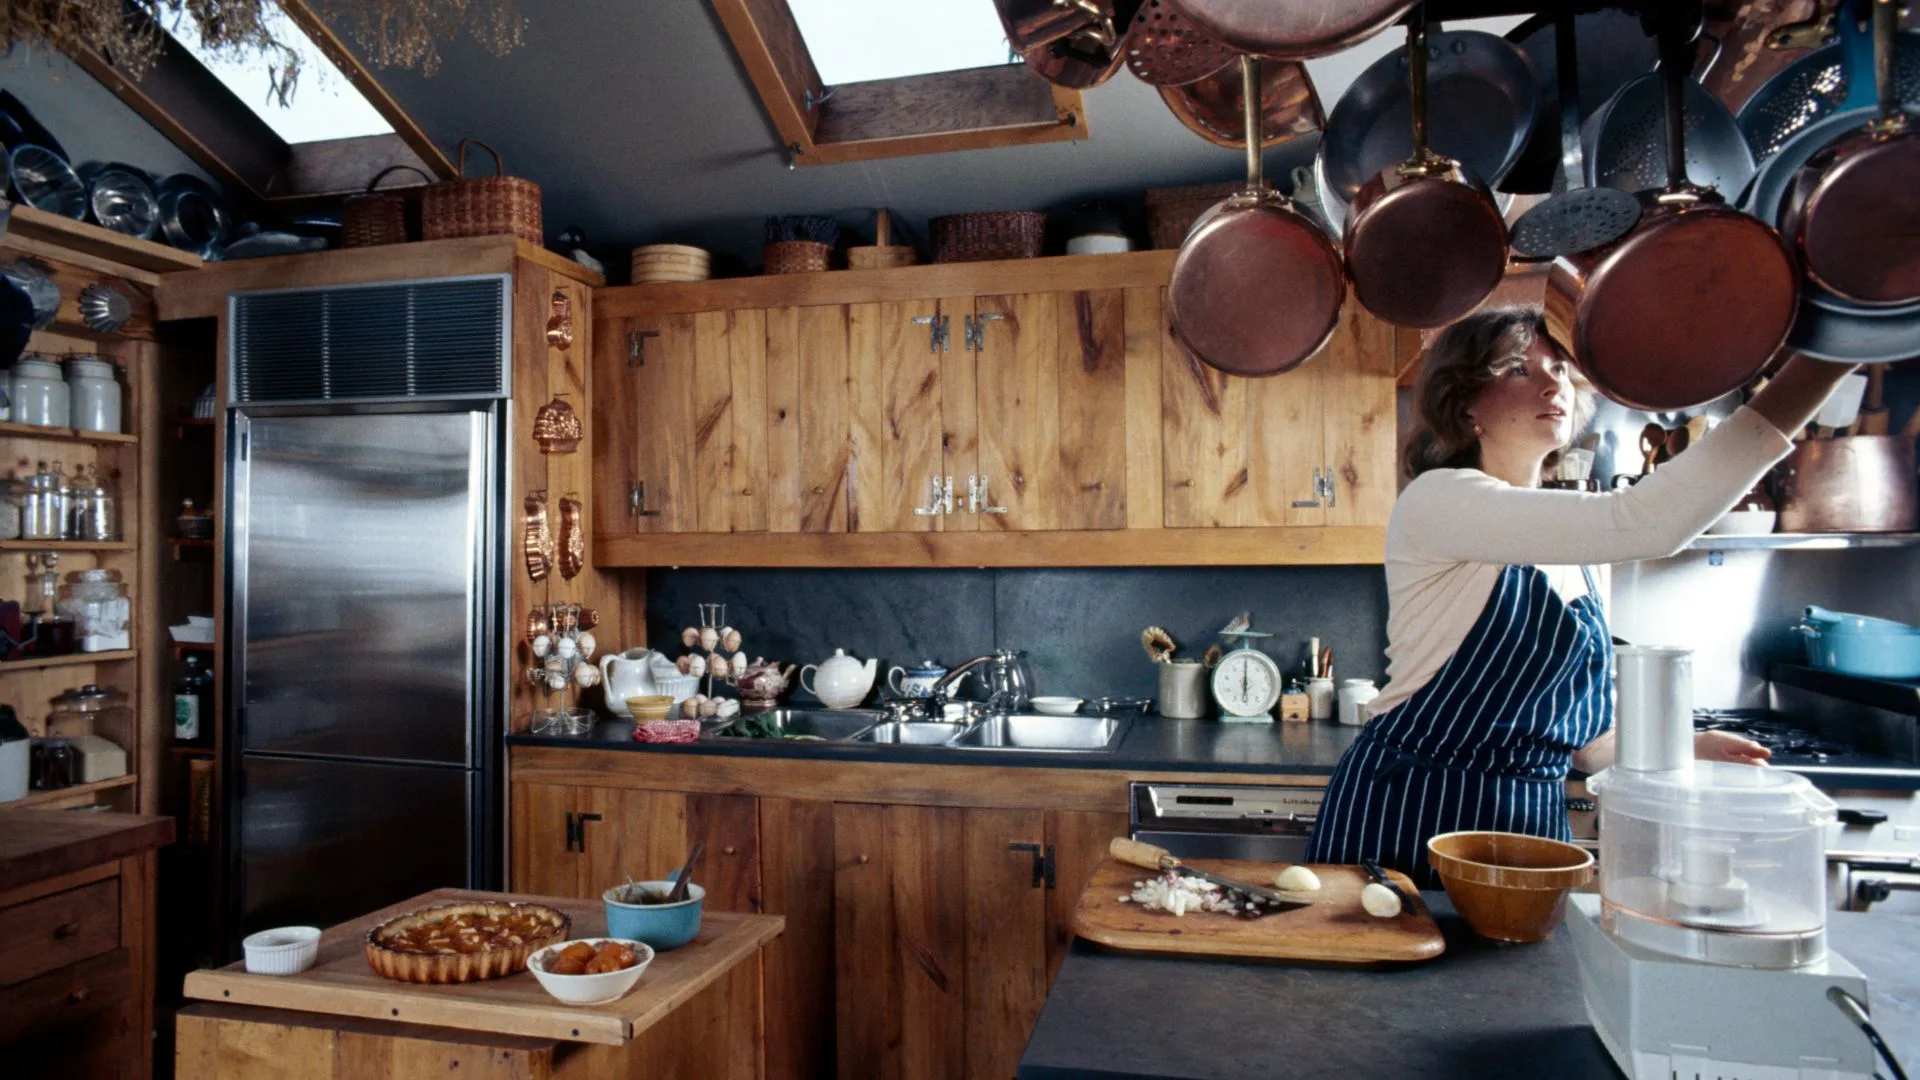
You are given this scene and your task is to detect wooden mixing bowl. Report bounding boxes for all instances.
[1426,831,1594,943]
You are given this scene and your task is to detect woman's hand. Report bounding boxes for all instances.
[1695,730,1772,765]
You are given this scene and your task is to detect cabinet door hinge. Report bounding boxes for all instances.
[913,475,954,516]
[968,475,1008,515]
[1291,466,1325,508]
[1008,842,1055,889]
[963,312,1005,352]
[629,481,664,517]
[628,329,660,366]
[911,314,951,353]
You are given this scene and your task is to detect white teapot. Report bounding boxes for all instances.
[799,649,877,710]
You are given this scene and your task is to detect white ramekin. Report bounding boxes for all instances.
[242,926,322,975]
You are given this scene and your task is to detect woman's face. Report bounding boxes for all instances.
[1468,334,1575,459]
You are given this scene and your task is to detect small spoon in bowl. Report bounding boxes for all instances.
[665,843,705,904]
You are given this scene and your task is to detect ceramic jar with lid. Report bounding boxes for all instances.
[9,357,69,428]
[65,357,121,433]
[58,570,130,652]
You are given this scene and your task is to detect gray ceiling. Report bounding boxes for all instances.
[336,3,1520,270]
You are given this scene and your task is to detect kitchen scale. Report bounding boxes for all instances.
[1212,626,1281,723]
[1568,647,1889,1080]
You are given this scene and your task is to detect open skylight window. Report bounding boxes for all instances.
[786,0,1015,84]
[172,5,393,144]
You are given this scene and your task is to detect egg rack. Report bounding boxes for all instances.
[667,603,750,721]
[524,602,601,735]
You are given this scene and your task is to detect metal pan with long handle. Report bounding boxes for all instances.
[1159,58,1323,148]
[1545,7,1801,412]
[1779,0,1920,308]
[1342,6,1508,329]
[1125,0,1236,87]
[1501,9,1661,195]
[1582,37,1756,201]
[1509,11,1644,260]
[1168,55,1345,377]
[1170,0,1414,60]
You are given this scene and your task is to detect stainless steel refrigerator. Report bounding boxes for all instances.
[223,276,510,950]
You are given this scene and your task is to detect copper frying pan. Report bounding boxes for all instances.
[1158,59,1323,148]
[1343,7,1509,328]
[1171,0,1417,60]
[1168,55,1346,377]
[1779,0,1920,307]
[1545,9,1801,411]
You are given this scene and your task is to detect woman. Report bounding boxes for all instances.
[1304,308,1858,886]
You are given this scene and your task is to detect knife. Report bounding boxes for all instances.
[1110,838,1311,910]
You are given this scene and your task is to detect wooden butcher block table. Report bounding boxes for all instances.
[1074,859,1446,963]
[176,887,783,1079]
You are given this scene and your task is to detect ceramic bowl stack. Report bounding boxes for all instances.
[625,695,675,721]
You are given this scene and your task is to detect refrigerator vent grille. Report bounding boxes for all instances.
[230,276,508,404]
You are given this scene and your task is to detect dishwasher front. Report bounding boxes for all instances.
[1129,781,1325,862]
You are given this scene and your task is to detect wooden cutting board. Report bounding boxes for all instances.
[1072,859,1446,963]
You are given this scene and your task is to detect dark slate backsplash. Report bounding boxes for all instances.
[644,566,1388,704]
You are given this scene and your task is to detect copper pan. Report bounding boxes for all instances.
[1171,0,1416,60]
[1776,435,1919,532]
[1343,7,1508,329]
[1126,0,1237,87]
[1779,0,1920,307]
[1022,9,1131,90]
[993,0,1115,52]
[1159,59,1322,148]
[1545,11,1801,412]
[1167,55,1346,377]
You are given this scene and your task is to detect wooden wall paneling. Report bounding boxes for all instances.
[727,309,771,535]
[845,302,884,534]
[795,305,853,534]
[961,808,1049,1080]
[1247,345,1326,528]
[935,297,978,534]
[691,310,737,534]
[548,278,595,610]
[1160,320,1250,528]
[973,293,1053,531]
[832,803,897,1080]
[1054,289,1127,532]
[1043,810,1128,983]
[591,300,637,538]
[133,339,162,814]
[509,781,581,900]
[1323,306,1399,528]
[634,314,699,533]
[509,265,555,733]
[762,308,803,534]
[1121,288,1166,531]
[758,797,835,1080]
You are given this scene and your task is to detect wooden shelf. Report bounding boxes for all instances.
[5,204,203,273]
[12,774,137,807]
[170,538,214,559]
[0,540,136,552]
[1771,662,1920,717]
[170,641,215,655]
[0,420,139,445]
[0,649,136,670]
[1688,532,1920,551]
[167,745,215,758]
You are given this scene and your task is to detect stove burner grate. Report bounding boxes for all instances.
[1692,710,1853,761]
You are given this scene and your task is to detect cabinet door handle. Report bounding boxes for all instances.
[969,475,1008,514]
[913,475,951,516]
[1008,842,1051,889]
[1291,467,1324,508]
[575,812,603,853]
[565,812,577,853]
[68,988,91,1004]
[629,482,665,517]
[1321,467,1337,508]
[53,921,80,939]
[628,329,659,366]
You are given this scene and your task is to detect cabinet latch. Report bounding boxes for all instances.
[565,811,578,852]
[963,312,1006,352]
[913,475,955,516]
[911,314,951,353]
[1292,466,1332,509]
[1008,842,1056,889]
[628,329,660,366]
[629,481,665,517]
[968,475,1008,515]
[574,812,602,854]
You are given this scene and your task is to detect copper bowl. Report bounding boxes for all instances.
[1426,831,1594,943]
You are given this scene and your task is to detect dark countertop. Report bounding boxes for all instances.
[1018,895,1920,1080]
[507,715,1362,775]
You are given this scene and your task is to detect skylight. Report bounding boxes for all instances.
[786,0,1016,85]
[173,5,393,144]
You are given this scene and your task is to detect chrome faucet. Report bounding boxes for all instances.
[925,650,1031,716]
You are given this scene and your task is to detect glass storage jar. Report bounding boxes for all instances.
[67,465,117,542]
[65,357,121,433]
[0,480,18,540]
[47,683,132,737]
[58,570,130,652]
[18,463,66,540]
[9,357,69,428]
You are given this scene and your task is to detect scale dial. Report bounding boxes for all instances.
[1211,648,1282,717]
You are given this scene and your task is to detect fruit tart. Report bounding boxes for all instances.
[364,901,570,983]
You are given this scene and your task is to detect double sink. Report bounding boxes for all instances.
[706,709,1131,753]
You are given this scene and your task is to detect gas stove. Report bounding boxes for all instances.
[1693,708,1920,790]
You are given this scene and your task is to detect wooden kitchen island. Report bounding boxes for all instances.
[174,888,782,1079]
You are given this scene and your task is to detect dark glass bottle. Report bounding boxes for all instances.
[173,654,214,745]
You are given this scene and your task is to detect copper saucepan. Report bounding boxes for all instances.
[1545,10,1801,412]
[1778,0,1920,307]
[1019,0,1134,89]
[994,0,1116,52]
[1168,55,1346,377]
[1171,0,1416,60]
[1343,6,1508,329]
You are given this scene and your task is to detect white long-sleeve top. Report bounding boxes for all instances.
[1365,406,1793,719]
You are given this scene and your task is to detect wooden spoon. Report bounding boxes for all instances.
[665,843,705,904]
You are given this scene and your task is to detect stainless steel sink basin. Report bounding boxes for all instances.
[952,714,1127,751]
[710,709,880,741]
[855,721,972,745]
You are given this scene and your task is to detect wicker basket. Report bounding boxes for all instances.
[422,140,543,245]
[931,212,1046,263]
[1145,182,1241,250]
[341,165,431,248]
[630,244,711,283]
[846,209,917,270]
[763,240,832,275]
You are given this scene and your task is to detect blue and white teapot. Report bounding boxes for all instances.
[887,659,952,699]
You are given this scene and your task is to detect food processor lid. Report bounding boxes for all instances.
[1587,762,1837,830]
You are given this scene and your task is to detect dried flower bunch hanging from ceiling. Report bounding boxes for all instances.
[4,0,522,101]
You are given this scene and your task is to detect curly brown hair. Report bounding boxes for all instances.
[1402,307,1594,481]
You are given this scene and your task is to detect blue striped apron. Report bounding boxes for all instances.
[1305,564,1613,888]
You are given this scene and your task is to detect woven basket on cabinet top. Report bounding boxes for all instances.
[930,211,1046,262]
[421,139,542,245]
[763,240,832,275]
[341,164,432,248]
[1144,181,1241,250]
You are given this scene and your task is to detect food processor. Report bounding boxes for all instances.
[1569,646,1885,1079]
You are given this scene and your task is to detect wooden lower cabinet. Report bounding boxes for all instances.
[510,779,1124,1080]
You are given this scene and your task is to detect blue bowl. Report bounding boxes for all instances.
[603,881,704,950]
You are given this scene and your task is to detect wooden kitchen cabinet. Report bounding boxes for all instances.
[507,780,758,907]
